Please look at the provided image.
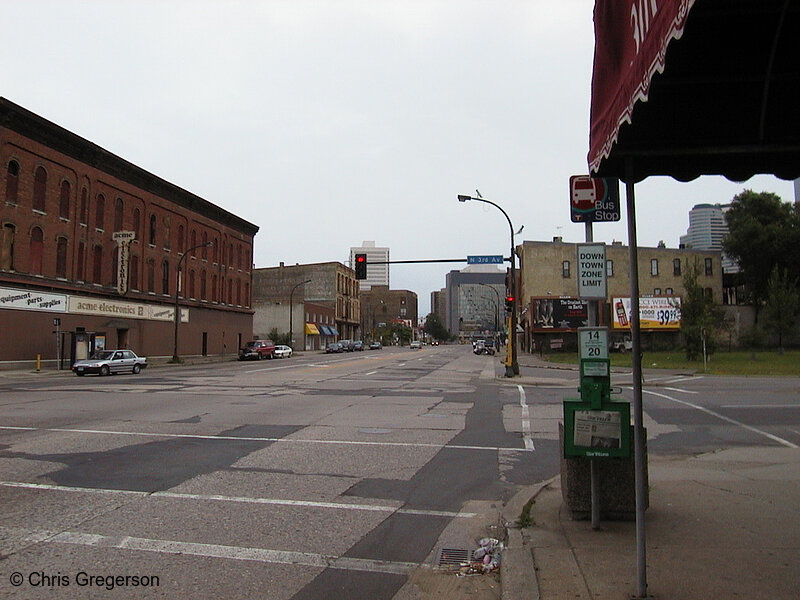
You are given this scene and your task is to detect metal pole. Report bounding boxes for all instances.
[172,241,213,363]
[584,221,602,530]
[289,279,312,349]
[625,160,648,599]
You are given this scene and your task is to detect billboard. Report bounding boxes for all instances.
[531,298,589,331]
[612,297,682,330]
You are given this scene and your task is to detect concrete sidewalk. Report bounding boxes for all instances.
[501,447,800,600]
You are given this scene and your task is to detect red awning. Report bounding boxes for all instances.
[589,0,800,183]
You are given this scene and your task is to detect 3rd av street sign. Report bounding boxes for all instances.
[467,255,504,265]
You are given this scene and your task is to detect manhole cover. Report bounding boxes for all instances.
[435,547,473,568]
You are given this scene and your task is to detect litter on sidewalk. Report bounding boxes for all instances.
[456,538,503,577]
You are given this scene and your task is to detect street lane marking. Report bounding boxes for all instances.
[517,385,535,450]
[720,404,800,409]
[5,527,419,575]
[0,426,532,453]
[639,389,799,449]
[0,481,475,518]
[365,371,378,375]
[661,387,699,394]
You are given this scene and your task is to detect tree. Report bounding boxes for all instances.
[763,266,800,353]
[423,313,450,341]
[723,190,800,316]
[681,259,724,361]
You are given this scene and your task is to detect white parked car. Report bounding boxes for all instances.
[273,345,293,359]
[409,340,422,349]
[72,349,147,376]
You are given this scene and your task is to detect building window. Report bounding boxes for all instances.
[212,274,218,302]
[212,238,218,262]
[130,255,139,290]
[190,230,196,255]
[673,258,681,276]
[133,208,141,241]
[177,224,184,251]
[147,259,155,292]
[704,287,713,300]
[76,241,85,281]
[650,258,659,276]
[114,198,124,231]
[5,160,19,204]
[665,287,673,295]
[237,244,242,269]
[202,232,209,259]
[149,214,157,245]
[606,259,614,277]
[200,270,207,300]
[111,250,118,287]
[30,226,44,275]
[162,260,170,295]
[56,237,68,278]
[33,166,47,212]
[80,187,88,225]
[163,219,171,250]
[654,288,662,295]
[1,223,15,270]
[59,181,71,220]
[95,194,106,231]
[704,258,713,276]
[92,245,103,284]
[562,260,571,278]
[189,270,196,299]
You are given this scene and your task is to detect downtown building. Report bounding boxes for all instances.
[443,265,507,341]
[349,241,389,291]
[0,98,258,369]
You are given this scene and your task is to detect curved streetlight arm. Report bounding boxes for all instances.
[171,241,214,363]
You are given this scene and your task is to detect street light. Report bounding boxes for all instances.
[458,193,521,377]
[288,279,312,349]
[171,240,214,363]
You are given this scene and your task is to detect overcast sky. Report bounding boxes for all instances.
[4,1,795,315]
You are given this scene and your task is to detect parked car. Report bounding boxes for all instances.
[72,349,147,376]
[273,345,293,359]
[339,340,354,352]
[409,340,422,349]
[369,341,382,350]
[473,340,495,355]
[325,342,343,353]
[352,341,364,351]
[431,340,440,346]
[238,339,276,360]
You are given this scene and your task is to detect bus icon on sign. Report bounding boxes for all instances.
[569,175,620,223]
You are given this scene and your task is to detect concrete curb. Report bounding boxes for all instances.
[500,477,558,600]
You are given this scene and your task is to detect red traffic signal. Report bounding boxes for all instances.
[355,253,367,279]
[505,296,514,312]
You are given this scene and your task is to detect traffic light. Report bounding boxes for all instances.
[505,295,514,312]
[354,253,367,280]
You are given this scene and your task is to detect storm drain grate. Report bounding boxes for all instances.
[435,548,474,569]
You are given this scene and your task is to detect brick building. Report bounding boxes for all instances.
[0,98,259,368]
[251,262,361,346]
[359,285,418,340]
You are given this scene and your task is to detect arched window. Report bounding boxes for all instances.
[79,187,88,224]
[202,232,208,259]
[0,224,15,271]
[189,230,196,255]
[56,237,68,278]
[200,270,207,300]
[149,214,156,245]
[30,227,44,275]
[33,167,47,212]
[59,181,71,220]
[147,259,155,292]
[244,282,249,308]
[130,254,139,290]
[5,160,19,205]
[162,260,170,295]
[177,224,184,251]
[212,238,218,263]
[95,194,105,230]
[76,241,85,281]
[163,219,171,249]
[114,197,124,231]
[92,245,103,284]
[236,279,241,305]
[211,274,218,302]
[133,208,141,241]
[188,269,196,299]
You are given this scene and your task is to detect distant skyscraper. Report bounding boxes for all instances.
[680,203,738,273]
[350,241,389,291]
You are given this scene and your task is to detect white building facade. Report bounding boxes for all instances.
[349,241,389,291]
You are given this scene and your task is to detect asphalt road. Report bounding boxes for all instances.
[0,346,551,599]
[1,347,798,599]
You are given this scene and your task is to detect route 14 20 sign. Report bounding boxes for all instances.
[569,175,621,223]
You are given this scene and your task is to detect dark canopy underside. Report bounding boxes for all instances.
[590,0,800,183]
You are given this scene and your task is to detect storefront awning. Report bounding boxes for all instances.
[305,323,320,335]
[318,325,332,336]
[589,0,800,183]
[329,327,339,336]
